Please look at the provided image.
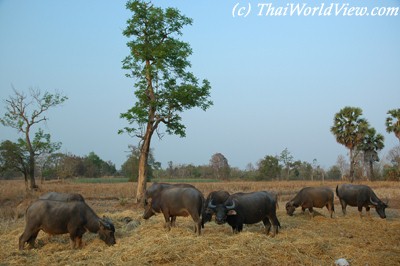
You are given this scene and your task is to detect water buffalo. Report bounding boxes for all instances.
[19,200,116,250]
[143,187,204,235]
[336,184,388,218]
[202,190,230,225]
[207,191,280,236]
[285,187,334,218]
[39,192,85,202]
[145,182,198,227]
[145,182,196,199]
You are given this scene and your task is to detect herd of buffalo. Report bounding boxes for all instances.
[18,183,389,250]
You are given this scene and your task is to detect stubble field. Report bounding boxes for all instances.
[0,180,399,265]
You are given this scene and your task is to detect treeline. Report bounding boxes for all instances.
[0,150,116,180]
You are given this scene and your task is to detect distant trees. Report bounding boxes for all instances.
[386,109,400,143]
[358,128,384,181]
[120,145,160,181]
[0,88,67,189]
[257,155,281,180]
[0,140,29,181]
[279,148,293,180]
[209,153,230,180]
[331,107,369,182]
[39,152,116,180]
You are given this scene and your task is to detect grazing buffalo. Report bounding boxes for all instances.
[19,200,116,250]
[285,187,334,218]
[336,184,388,218]
[207,191,280,236]
[202,190,230,225]
[145,182,198,227]
[143,187,204,235]
[39,192,85,202]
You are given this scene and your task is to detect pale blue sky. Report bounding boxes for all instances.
[0,0,399,170]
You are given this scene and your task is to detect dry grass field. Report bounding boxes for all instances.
[0,180,399,265]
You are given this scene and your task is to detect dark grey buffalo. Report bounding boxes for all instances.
[336,184,388,218]
[143,187,204,235]
[207,191,280,236]
[19,200,116,250]
[285,187,334,218]
[39,192,85,202]
[202,190,230,225]
[145,182,198,227]
[145,182,196,199]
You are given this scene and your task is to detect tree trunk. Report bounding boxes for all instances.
[136,131,152,204]
[349,148,355,183]
[28,151,37,189]
[135,59,156,204]
[369,160,374,181]
[26,127,37,190]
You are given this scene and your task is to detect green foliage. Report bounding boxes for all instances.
[257,155,281,180]
[331,106,369,181]
[120,145,160,181]
[0,88,67,188]
[120,0,212,138]
[0,140,29,178]
[386,109,400,141]
[331,106,369,150]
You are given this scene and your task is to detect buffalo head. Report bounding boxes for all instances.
[370,197,388,219]
[98,217,116,246]
[143,198,156,219]
[285,201,296,216]
[208,200,237,225]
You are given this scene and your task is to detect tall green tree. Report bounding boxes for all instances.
[0,88,67,189]
[386,108,400,143]
[258,155,281,180]
[358,127,384,181]
[330,106,369,182]
[120,0,212,202]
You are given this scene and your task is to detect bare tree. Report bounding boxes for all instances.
[210,153,230,180]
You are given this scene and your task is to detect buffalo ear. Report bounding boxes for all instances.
[227,210,237,216]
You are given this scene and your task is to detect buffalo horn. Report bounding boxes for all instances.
[208,199,216,209]
[370,197,378,206]
[225,200,235,210]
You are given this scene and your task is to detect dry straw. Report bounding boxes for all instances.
[1,180,399,265]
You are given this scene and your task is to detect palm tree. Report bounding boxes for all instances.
[358,127,384,181]
[330,106,369,182]
[386,109,400,143]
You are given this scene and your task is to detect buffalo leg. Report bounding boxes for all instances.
[170,216,176,227]
[340,200,347,215]
[308,207,314,218]
[327,203,334,218]
[358,205,364,218]
[162,213,172,231]
[263,217,272,235]
[19,228,39,250]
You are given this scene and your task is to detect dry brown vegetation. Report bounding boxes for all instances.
[1,180,400,265]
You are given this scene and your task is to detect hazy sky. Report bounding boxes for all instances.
[0,0,399,170]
